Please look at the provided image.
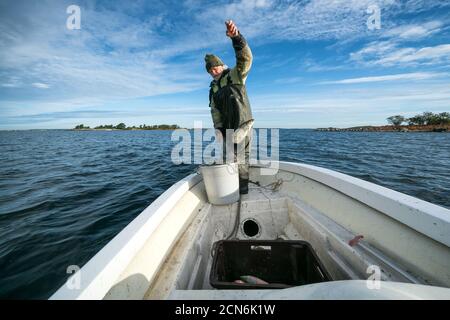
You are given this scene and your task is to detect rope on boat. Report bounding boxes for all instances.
[226,197,241,241]
[249,178,284,191]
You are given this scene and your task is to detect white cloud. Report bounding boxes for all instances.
[196,0,400,41]
[350,18,450,67]
[389,0,450,14]
[384,21,443,39]
[1,81,21,88]
[351,41,450,67]
[319,72,449,84]
[377,44,450,66]
[32,82,50,89]
[274,76,303,84]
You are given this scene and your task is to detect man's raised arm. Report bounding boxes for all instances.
[226,20,253,82]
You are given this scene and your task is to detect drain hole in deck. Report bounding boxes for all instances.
[242,219,260,237]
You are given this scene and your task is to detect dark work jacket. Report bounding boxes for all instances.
[209,32,253,132]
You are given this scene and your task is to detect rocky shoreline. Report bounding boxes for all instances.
[316,124,449,132]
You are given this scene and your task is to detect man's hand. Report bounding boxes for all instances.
[215,129,223,143]
[225,20,239,37]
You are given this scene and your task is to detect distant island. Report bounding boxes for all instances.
[73,123,181,130]
[317,111,449,132]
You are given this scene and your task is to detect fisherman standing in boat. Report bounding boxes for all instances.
[205,20,254,194]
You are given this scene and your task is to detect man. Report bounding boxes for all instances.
[205,20,254,194]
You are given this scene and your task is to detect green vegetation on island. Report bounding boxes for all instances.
[317,111,450,132]
[73,123,181,130]
[74,124,90,129]
[387,112,450,126]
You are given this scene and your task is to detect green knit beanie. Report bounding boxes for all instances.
[204,54,224,72]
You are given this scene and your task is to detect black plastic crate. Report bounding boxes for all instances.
[210,240,332,289]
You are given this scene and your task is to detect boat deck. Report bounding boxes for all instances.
[143,181,423,300]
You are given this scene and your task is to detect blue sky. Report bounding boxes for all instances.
[0,0,449,129]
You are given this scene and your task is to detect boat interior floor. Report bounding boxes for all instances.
[144,182,424,300]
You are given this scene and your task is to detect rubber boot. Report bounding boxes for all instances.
[239,179,249,194]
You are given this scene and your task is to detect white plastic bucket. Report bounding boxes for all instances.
[200,163,240,205]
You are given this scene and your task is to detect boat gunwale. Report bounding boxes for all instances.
[50,173,202,300]
[253,161,450,247]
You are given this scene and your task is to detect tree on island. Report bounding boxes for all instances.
[94,124,114,129]
[386,115,405,126]
[407,115,425,125]
[83,123,181,130]
[75,124,90,129]
[318,111,450,132]
[406,111,450,125]
[438,112,450,124]
[115,123,126,130]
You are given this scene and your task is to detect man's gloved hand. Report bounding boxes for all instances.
[233,120,254,144]
[225,20,239,37]
[215,129,223,143]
